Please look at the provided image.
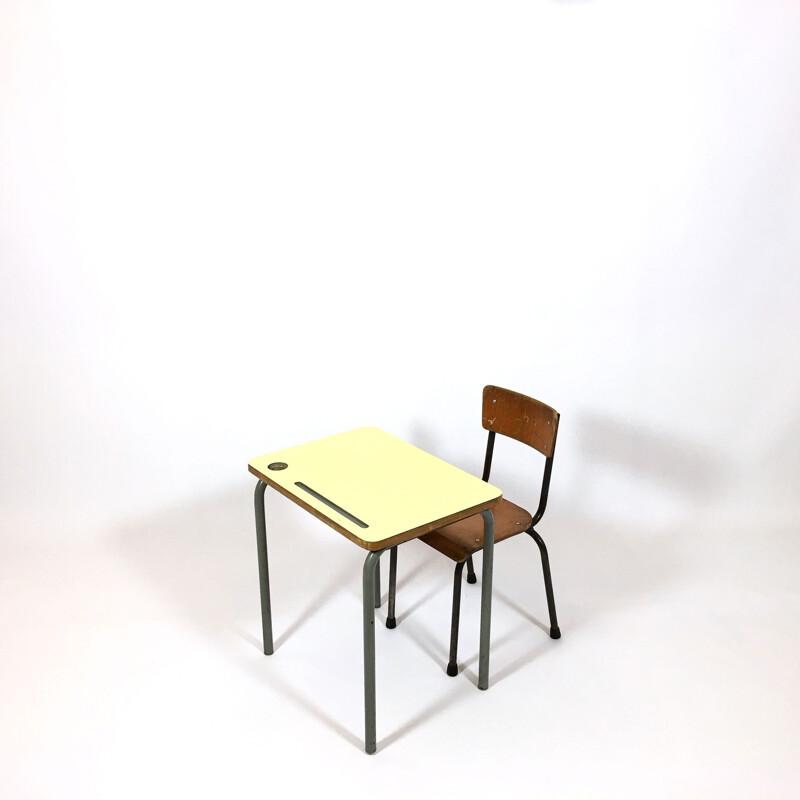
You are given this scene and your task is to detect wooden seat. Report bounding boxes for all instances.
[420,498,533,562]
[385,385,562,677]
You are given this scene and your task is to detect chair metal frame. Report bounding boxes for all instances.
[386,387,561,677]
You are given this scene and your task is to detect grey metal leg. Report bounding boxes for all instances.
[478,508,494,690]
[386,546,398,628]
[254,480,274,656]
[363,548,386,755]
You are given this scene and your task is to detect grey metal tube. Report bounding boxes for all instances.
[478,508,495,690]
[362,548,386,754]
[254,480,274,655]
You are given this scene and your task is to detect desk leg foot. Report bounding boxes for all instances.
[254,480,274,656]
[478,509,494,691]
[363,549,386,754]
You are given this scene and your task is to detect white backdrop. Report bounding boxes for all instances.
[2,1,799,545]
[3,3,800,797]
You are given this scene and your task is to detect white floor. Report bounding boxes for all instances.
[2,488,798,799]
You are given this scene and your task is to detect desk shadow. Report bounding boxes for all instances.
[379,684,466,750]
[108,483,473,751]
[241,658,363,751]
[110,483,351,638]
[109,483,375,747]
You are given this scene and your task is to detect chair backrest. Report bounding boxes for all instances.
[482,385,559,457]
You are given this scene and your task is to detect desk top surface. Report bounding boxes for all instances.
[248,427,501,550]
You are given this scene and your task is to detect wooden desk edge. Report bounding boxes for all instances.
[249,464,502,551]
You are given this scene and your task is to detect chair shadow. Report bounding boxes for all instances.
[459,625,555,687]
[493,588,551,636]
[232,626,262,652]
[385,411,730,698]
[574,412,728,504]
[759,404,800,515]
[394,585,441,626]
[390,612,451,668]
[380,554,438,625]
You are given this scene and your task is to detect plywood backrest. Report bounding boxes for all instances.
[482,385,559,457]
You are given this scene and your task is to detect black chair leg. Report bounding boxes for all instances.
[529,529,561,639]
[447,560,466,676]
[386,546,398,628]
[466,555,477,584]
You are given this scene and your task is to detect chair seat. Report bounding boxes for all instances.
[420,498,533,562]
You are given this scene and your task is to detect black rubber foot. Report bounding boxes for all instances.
[386,617,396,629]
[550,626,561,639]
[466,574,477,584]
[446,663,458,677]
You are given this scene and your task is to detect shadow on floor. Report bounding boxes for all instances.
[109,411,726,748]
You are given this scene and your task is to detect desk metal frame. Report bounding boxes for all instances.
[250,427,499,754]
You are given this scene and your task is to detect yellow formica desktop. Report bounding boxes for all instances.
[248,426,501,754]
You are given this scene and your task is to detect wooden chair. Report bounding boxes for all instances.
[385,385,561,676]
